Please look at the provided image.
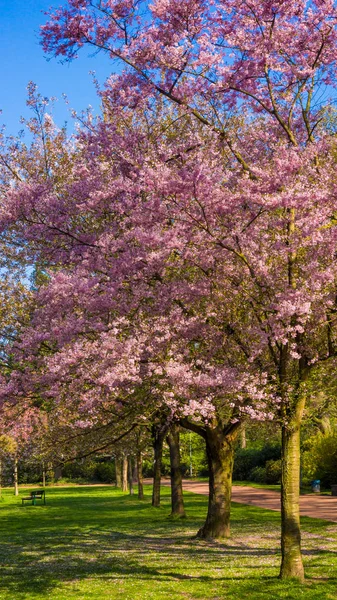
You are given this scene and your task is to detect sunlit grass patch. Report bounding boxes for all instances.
[0,484,336,599]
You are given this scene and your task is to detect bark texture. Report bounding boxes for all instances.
[197,427,236,540]
[115,458,122,488]
[128,456,134,495]
[240,425,247,449]
[122,455,128,492]
[280,395,305,581]
[137,452,144,500]
[152,424,167,507]
[167,424,186,517]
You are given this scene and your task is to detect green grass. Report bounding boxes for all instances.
[0,485,336,599]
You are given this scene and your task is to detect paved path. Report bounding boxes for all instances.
[162,480,337,523]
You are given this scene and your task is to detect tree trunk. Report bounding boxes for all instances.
[152,424,166,507]
[13,456,19,496]
[280,395,305,581]
[122,455,128,492]
[128,456,134,495]
[137,452,144,500]
[240,425,247,449]
[132,460,138,483]
[115,458,122,488]
[167,424,185,517]
[197,428,236,539]
[42,462,46,488]
[0,458,2,499]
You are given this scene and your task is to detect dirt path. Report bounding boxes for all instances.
[160,479,337,523]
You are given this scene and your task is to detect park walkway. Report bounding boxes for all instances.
[174,480,337,523]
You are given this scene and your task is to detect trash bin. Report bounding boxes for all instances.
[311,480,320,493]
[331,484,337,496]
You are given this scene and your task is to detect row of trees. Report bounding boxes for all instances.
[1,0,337,583]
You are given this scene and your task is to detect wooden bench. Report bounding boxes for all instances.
[22,490,46,506]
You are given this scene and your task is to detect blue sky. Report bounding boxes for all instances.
[1,0,112,135]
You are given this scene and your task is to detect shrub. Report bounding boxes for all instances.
[302,433,337,488]
[233,443,281,482]
[265,459,282,484]
[250,466,267,483]
[95,462,115,483]
[63,460,97,481]
[233,448,261,480]
[142,459,154,477]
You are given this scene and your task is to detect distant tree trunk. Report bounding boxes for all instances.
[42,462,46,487]
[122,455,128,492]
[0,458,2,499]
[47,462,54,483]
[132,460,138,483]
[13,455,19,496]
[279,393,305,582]
[240,425,247,449]
[128,456,134,495]
[167,424,185,517]
[115,458,122,488]
[137,452,144,500]
[152,424,167,507]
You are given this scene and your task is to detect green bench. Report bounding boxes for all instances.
[22,490,46,506]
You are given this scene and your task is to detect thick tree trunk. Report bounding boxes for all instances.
[13,456,19,496]
[122,455,128,492]
[167,424,186,517]
[280,396,305,581]
[137,452,144,500]
[197,428,236,539]
[128,456,134,495]
[152,424,166,507]
[115,458,122,488]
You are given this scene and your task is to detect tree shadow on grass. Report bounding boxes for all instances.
[1,488,337,598]
[0,526,279,596]
[0,526,336,598]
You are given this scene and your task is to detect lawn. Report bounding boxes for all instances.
[0,484,336,599]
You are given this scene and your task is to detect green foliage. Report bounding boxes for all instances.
[95,462,115,483]
[265,459,282,484]
[18,464,42,485]
[233,443,281,483]
[179,432,207,477]
[62,459,97,482]
[62,458,116,483]
[302,433,337,488]
[250,466,267,483]
[141,458,155,477]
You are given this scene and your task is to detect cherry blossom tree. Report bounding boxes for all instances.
[0,91,266,541]
[36,0,337,580]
